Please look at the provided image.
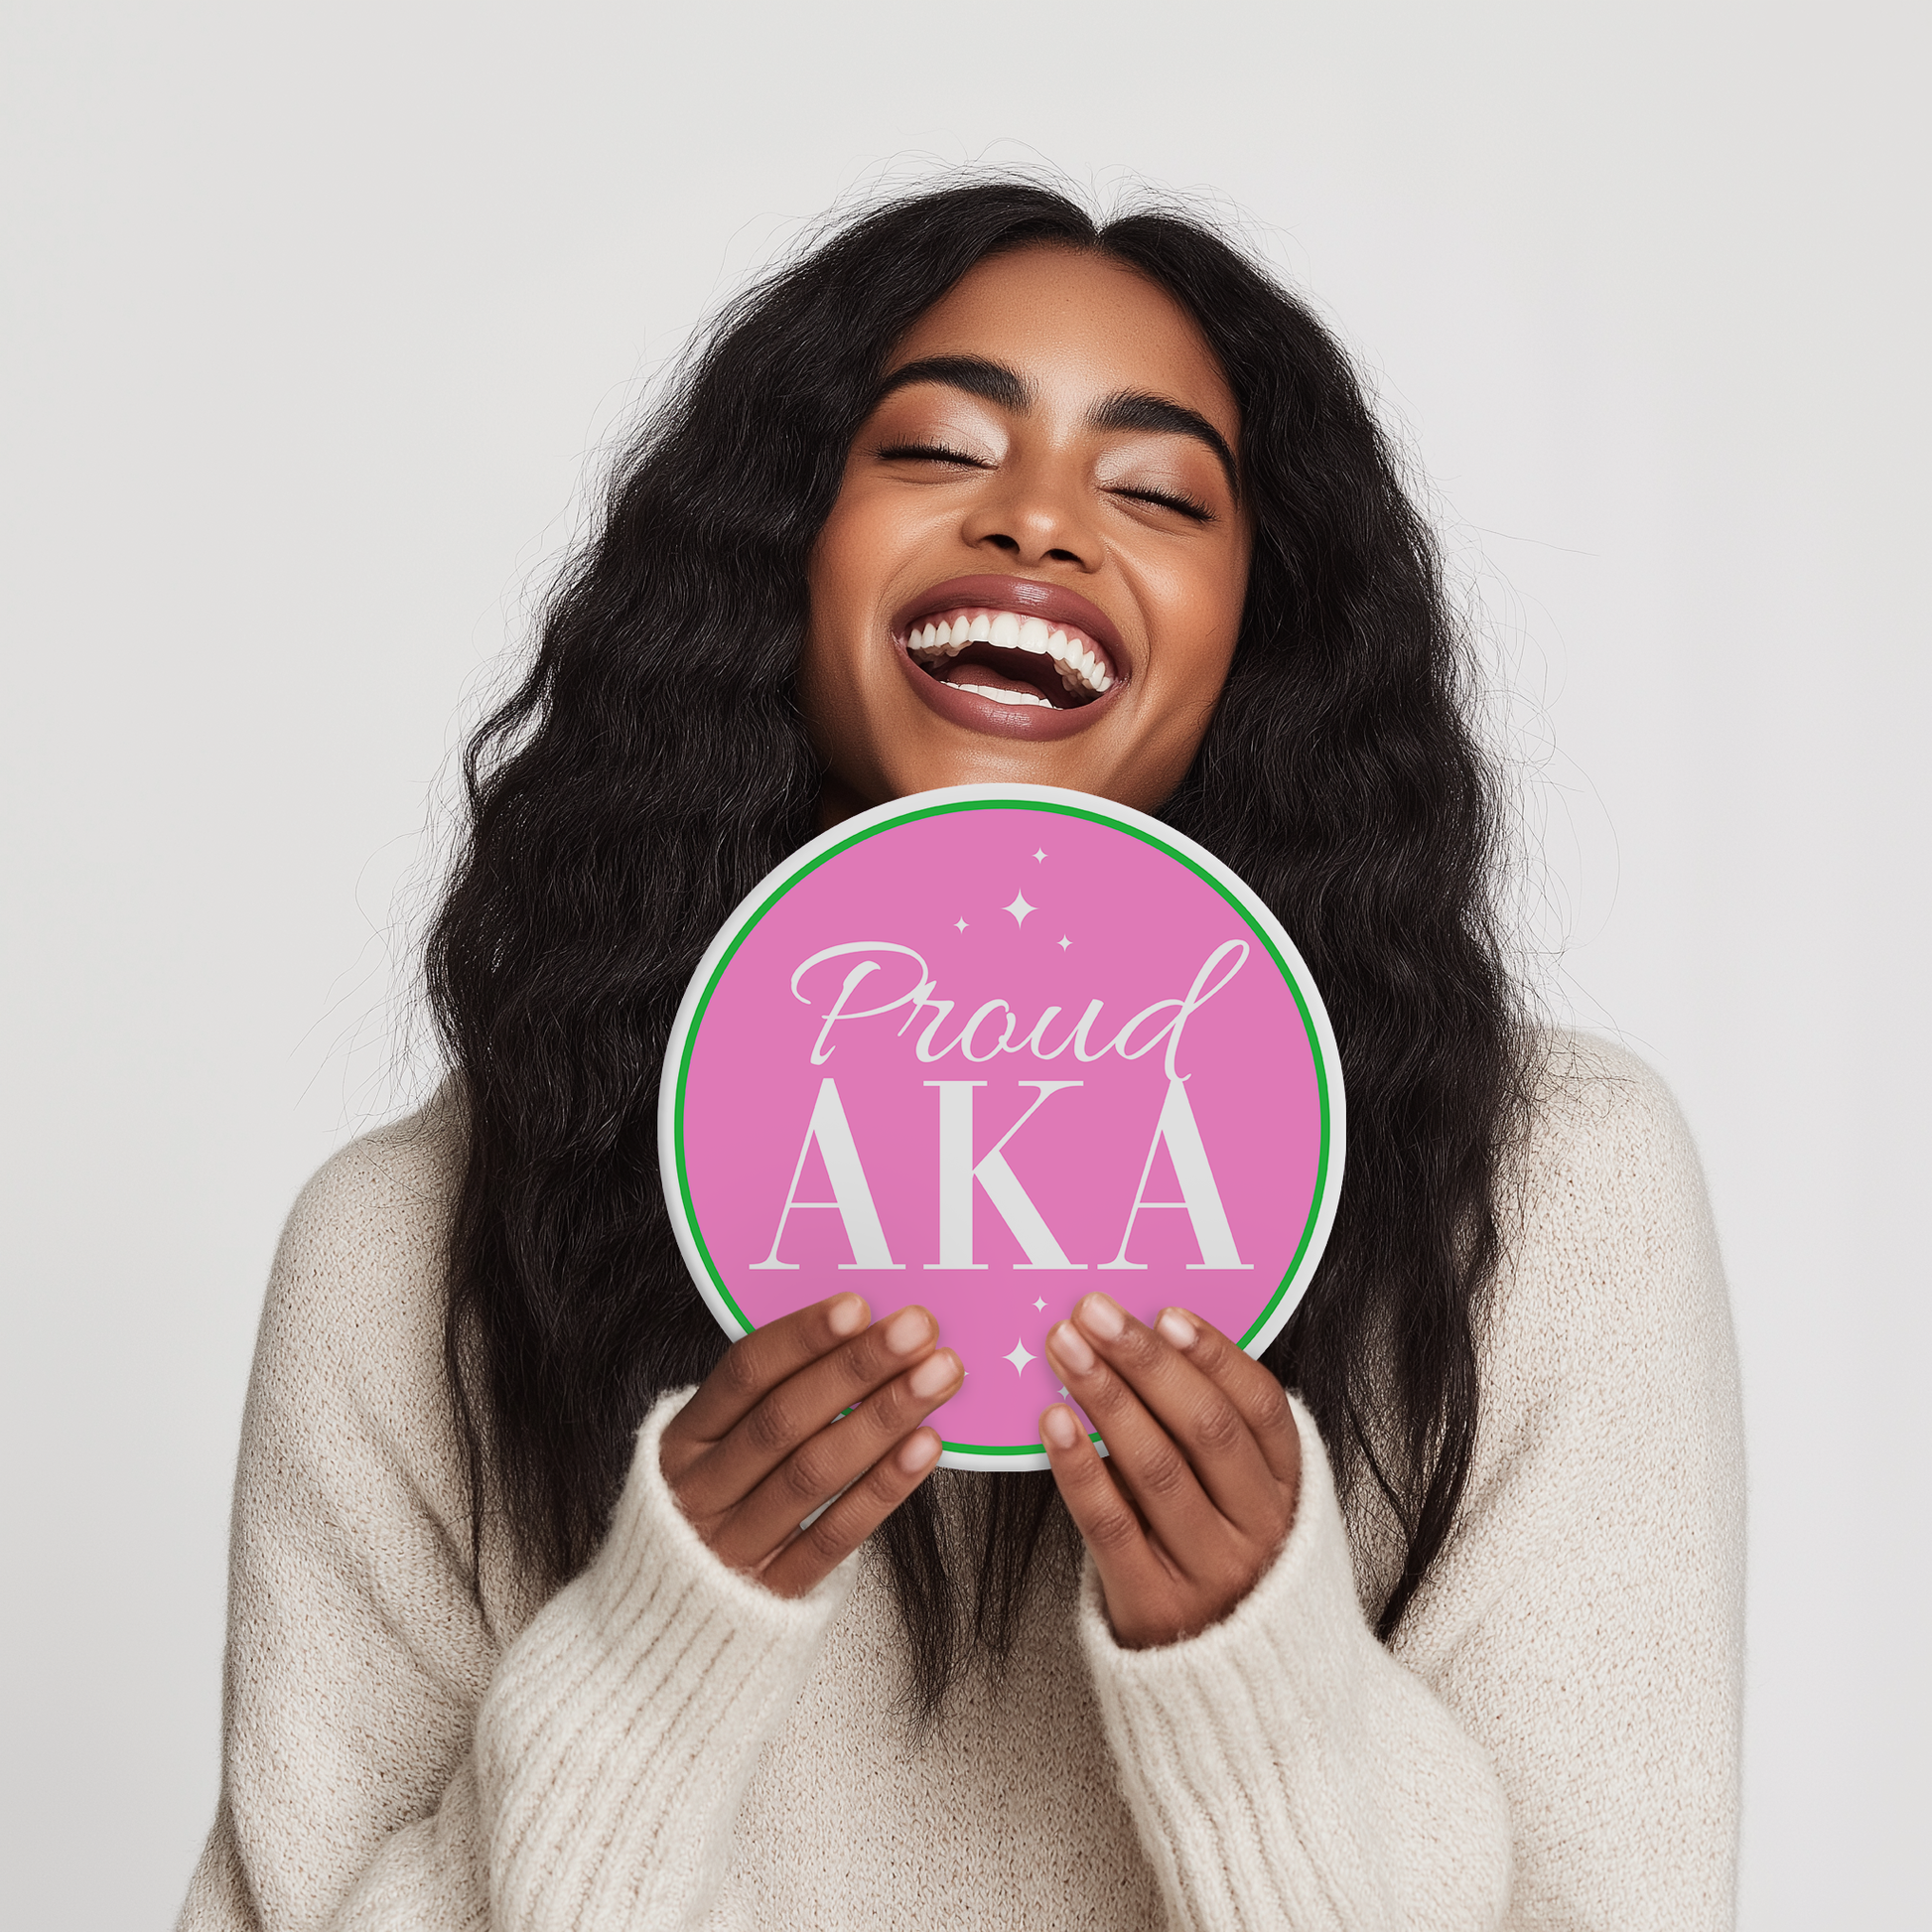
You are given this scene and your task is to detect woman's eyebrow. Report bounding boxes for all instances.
[1090,390,1239,496]
[870,359,1238,498]
[873,354,1033,411]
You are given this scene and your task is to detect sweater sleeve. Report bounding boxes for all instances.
[1078,1037,1744,1931]
[177,1118,854,1932]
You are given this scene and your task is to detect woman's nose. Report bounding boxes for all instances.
[959,461,1100,571]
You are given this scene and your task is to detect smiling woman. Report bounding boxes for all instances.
[804,249,1249,799]
[179,182,1743,1932]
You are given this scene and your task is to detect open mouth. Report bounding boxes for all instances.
[897,606,1116,709]
[889,575,1128,740]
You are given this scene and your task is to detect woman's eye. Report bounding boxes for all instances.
[1109,483,1214,523]
[878,441,989,468]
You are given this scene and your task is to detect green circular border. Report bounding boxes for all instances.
[668,794,1336,1461]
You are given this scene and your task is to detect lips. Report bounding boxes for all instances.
[891,575,1128,738]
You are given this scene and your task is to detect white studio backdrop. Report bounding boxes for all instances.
[2,3,1925,1924]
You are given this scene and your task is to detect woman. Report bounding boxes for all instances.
[180,181,1743,1929]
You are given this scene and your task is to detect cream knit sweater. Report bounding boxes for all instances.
[178,1034,1743,1930]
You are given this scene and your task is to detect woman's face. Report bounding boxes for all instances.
[802,244,1251,819]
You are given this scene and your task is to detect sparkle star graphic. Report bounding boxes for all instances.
[1004,890,1035,927]
[1057,934,1070,951]
[1034,848,1047,863]
[1033,1297,1046,1312]
[1004,1338,1035,1374]
[954,916,968,933]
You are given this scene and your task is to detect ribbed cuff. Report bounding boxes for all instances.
[474,1389,856,1932]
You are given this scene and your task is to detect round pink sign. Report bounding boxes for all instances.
[660,784,1344,1468]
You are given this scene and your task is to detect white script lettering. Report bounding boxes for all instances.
[790,938,1248,1077]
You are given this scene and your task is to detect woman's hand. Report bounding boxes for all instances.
[1039,1294,1301,1648]
[659,1294,961,1598]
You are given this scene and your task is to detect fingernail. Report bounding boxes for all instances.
[827,1294,868,1337]
[1156,1308,1196,1349]
[1048,1320,1095,1374]
[908,1349,959,1399]
[897,1430,941,1475]
[1078,1293,1125,1341]
[1040,1403,1082,1449]
[882,1307,933,1355]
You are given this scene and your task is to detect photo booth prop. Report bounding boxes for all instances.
[660,784,1344,1469]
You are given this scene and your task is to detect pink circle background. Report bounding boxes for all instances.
[670,800,1332,1459]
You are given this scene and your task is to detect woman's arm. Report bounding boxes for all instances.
[1058,1038,1743,1929]
[1041,1316,1514,1931]
[177,1113,952,1932]
[183,1394,857,1932]
[1073,1393,1515,1930]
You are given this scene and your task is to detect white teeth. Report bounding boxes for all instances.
[955,681,1050,708]
[905,605,1116,698]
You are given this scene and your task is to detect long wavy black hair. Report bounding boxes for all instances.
[429,180,1525,1713]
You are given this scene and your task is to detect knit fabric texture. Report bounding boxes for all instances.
[178,1033,1743,1930]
